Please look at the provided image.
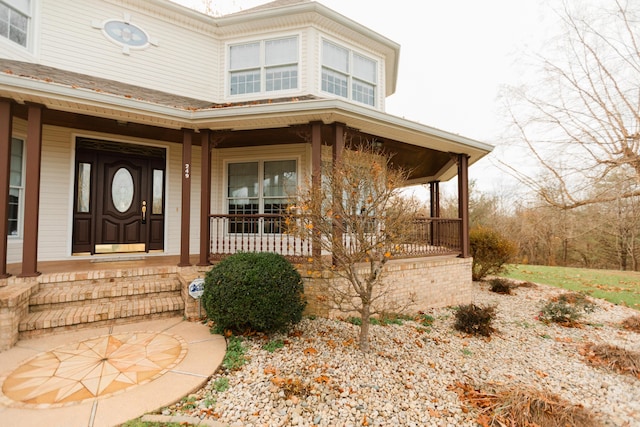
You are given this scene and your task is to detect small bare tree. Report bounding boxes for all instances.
[502,0,640,209]
[288,145,422,352]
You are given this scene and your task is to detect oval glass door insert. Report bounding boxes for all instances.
[112,168,134,212]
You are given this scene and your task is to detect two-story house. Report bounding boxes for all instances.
[0,0,492,350]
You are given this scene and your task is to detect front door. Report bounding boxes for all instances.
[72,139,166,254]
[95,156,147,253]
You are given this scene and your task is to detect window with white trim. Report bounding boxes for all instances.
[0,0,30,47]
[227,160,297,233]
[8,137,24,237]
[229,36,299,96]
[322,40,377,106]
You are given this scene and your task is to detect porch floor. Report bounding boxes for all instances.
[0,317,226,427]
[6,254,204,277]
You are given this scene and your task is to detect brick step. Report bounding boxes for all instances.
[18,311,183,341]
[18,295,185,335]
[29,277,181,310]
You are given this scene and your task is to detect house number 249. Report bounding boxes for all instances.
[184,163,190,179]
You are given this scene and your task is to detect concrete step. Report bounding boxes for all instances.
[18,295,185,337]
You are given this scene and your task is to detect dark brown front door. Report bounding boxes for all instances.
[72,139,165,254]
[95,156,147,252]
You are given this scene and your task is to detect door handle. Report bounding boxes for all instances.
[142,200,147,223]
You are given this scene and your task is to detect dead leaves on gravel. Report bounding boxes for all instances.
[449,381,602,427]
[581,343,640,379]
[621,315,640,333]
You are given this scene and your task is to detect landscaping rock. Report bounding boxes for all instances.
[170,282,640,426]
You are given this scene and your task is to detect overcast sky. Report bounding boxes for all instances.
[170,0,562,196]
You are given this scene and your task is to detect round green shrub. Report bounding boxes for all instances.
[202,252,306,334]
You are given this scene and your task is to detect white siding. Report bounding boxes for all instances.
[37,0,220,102]
[163,141,201,256]
[165,140,181,255]
[5,0,393,108]
[190,145,201,255]
[37,125,72,260]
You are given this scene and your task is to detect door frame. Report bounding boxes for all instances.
[71,138,166,255]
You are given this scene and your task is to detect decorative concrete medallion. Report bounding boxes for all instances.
[0,331,186,408]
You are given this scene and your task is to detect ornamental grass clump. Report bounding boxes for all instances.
[621,315,640,333]
[451,382,601,427]
[454,304,496,337]
[582,343,640,379]
[202,252,306,334]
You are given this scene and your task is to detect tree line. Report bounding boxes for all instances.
[440,177,640,271]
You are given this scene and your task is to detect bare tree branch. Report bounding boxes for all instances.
[501,0,640,209]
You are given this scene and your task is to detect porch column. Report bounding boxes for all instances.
[457,154,470,258]
[311,122,322,260]
[429,180,440,246]
[198,130,211,266]
[429,181,440,217]
[178,129,193,267]
[0,99,12,278]
[20,104,44,277]
[332,123,345,266]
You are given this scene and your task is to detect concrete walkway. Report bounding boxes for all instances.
[0,317,226,427]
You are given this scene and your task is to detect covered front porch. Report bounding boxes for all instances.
[0,103,476,277]
[0,60,490,351]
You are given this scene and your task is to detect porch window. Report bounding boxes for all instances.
[227,160,297,233]
[8,137,23,237]
[229,36,298,96]
[322,40,377,106]
[0,0,30,47]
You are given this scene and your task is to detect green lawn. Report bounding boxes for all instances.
[499,264,640,311]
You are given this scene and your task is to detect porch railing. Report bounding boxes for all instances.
[208,214,461,261]
[209,214,313,260]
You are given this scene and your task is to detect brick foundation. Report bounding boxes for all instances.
[0,276,38,351]
[302,256,472,318]
[0,256,471,352]
[177,266,211,321]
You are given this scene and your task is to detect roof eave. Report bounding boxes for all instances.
[0,73,492,179]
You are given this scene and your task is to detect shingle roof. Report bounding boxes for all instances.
[0,59,317,110]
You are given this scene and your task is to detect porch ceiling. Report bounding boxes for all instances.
[0,59,493,182]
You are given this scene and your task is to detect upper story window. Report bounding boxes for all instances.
[0,0,30,47]
[322,40,377,106]
[229,36,299,96]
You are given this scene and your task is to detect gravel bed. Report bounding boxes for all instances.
[166,282,640,426]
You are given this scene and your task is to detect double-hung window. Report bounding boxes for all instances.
[322,40,377,106]
[8,137,24,237]
[0,0,30,47]
[229,36,299,96]
[227,160,297,233]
